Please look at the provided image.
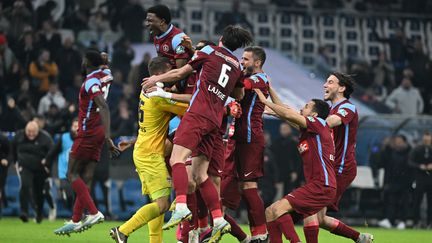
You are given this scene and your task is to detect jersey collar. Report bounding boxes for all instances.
[221,45,234,55]
[86,69,102,78]
[156,24,173,39]
[331,98,347,109]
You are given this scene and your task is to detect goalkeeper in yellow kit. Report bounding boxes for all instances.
[110,57,188,243]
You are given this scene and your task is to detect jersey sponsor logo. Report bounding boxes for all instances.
[215,51,240,68]
[337,108,348,117]
[91,85,101,93]
[208,84,227,100]
[297,140,309,154]
[175,45,185,54]
[162,44,169,52]
[307,116,315,122]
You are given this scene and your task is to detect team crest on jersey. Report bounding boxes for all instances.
[91,85,101,93]
[251,76,259,83]
[162,44,169,52]
[297,140,309,154]
[175,45,185,54]
[338,108,347,117]
[307,116,315,122]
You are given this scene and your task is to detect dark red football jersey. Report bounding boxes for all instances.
[153,24,191,68]
[233,73,270,144]
[329,99,358,174]
[186,45,243,126]
[298,116,336,188]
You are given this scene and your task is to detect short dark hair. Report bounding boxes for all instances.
[85,50,104,68]
[195,40,216,50]
[331,72,355,99]
[221,25,253,52]
[244,46,266,67]
[147,5,171,24]
[311,99,330,120]
[148,56,171,75]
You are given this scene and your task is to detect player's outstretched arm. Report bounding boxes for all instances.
[142,64,194,90]
[94,95,120,157]
[146,86,192,103]
[254,89,306,129]
[326,115,342,128]
[268,86,283,106]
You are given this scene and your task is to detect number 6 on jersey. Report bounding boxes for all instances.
[218,63,232,88]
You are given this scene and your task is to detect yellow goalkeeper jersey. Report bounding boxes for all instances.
[134,92,188,157]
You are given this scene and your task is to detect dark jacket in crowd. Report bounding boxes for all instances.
[0,134,9,162]
[380,144,413,188]
[409,144,432,182]
[8,129,53,171]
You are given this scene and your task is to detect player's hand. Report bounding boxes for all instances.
[142,75,159,91]
[147,87,173,99]
[106,138,121,158]
[0,159,8,167]
[181,35,193,51]
[41,158,46,165]
[118,140,132,152]
[426,163,432,171]
[420,164,427,170]
[228,101,242,118]
[253,88,267,103]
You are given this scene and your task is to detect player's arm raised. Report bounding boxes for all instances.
[268,86,283,106]
[326,114,342,128]
[146,86,192,104]
[142,64,194,90]
[93,95,120,157]
[254,88,305,129]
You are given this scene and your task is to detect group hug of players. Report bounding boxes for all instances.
[52,4,374,243]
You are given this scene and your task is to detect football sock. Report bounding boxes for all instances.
[330,219,360,241]
[119,201,160,236]
[268,220,283,243]
[180,220,191,243]
[71,197,84,223]
[198,178,222,220]
[187,192,198,229]
[242,188,267,235]
[171,163,188,204]
[196,190,209,229]
[277,213,301,243]
[225,214,247,241]
[71,178,98,215]
[148,214,164,243]
[303,224,319,243]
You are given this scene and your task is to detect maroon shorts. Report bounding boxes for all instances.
[222,139,237,178]
[174,113,219,160]
[221,175,241,210]
[284,182,336,217]
[235,142,265,181]
[208,134,225,177]
[70,126,105,161]
[328,168,357,212]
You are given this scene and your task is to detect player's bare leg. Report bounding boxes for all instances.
[317,207,373,243]
[266,199,300,243]
[163,145,193,230]
[241,181,268,242]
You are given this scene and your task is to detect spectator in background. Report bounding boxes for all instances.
[377,135,412,229]
[315,45,334,77]
[29,48,58,93]
[111,37,135,80]
[385,77,424,115]
[4,0,32,43]
[409,131,432,229]
[91,143,113,219]
[407,39,429,89]
[13,30,38,72]
[373,51,395,90]
[64,73,83,105]
[0,96,26,132]
[35,0,57,30]
[107,70,124,106]
[258,131,278,208]
[0,4,10,33]
[37,82,66,115]
[55,37,82,92]
[0,34,20,95]
[14,78,36,122]
[62,8,89,36]
[88,10,110,39]
[119,0,146,43]
[128,52,151,99]
[0,133,10,217]
[44,104,65,135]
[271,122,303,195]
[37,20,62,58]
[111,97,135,137]
[8,121,53,223]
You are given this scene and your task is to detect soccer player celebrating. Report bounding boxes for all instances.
[110,57,189,243]
[142,25,253,243]
[254,88,336,243]
[54,50,120,236]
[146,4,191,68]
[233,46,270,242]
[320,73,373,243]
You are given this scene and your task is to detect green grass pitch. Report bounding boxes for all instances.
[0,218,430,243]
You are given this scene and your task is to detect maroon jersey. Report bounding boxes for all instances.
[329,99,358,174]
[298,116,336,188]
[233,73,269,144]
[187,45,243,126]
[153,24,191,68]
[176,71,198,95]
[76,69,109,137]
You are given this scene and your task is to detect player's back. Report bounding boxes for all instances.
[329,99,358,174]
[134,92,188,157]
[187,45,243,127]
[153,24,191,68]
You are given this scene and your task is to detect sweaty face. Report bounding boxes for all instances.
[323,75,342,101]
[300,100,316,117]
[145,13,163,36]
[241,51,255,74]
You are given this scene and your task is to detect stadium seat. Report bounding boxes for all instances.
[297,14,318,69]
[361,17,386,64]
[275,12,298,60]
[317,15,340,69]
[340,16,363,60]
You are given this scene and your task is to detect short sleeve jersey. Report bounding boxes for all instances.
[298,116,336,188]
[153,24,191,68]
[329,99,358,174]
[234,73,270,144]
[187,45,243,126]
[134,92,188,157]
[77,69,107,137]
